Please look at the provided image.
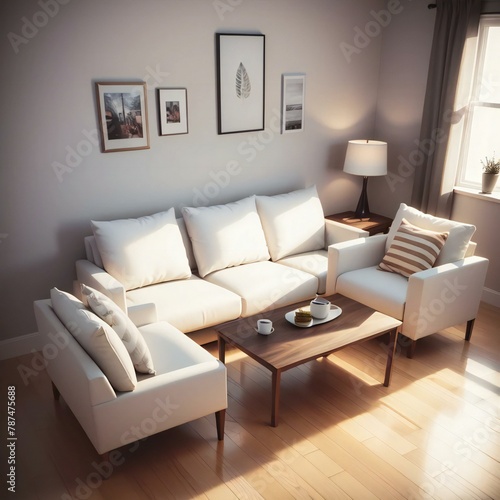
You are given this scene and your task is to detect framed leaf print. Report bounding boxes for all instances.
[95,82,150,152]
[281,73,305,134]
[216,33,265,134]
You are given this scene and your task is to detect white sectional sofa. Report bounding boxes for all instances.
[76,186,368,343]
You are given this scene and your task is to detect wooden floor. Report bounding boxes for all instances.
[2,302,499,499]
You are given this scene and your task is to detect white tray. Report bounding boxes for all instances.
[285,305,342,328]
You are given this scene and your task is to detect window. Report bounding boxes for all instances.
[455,15,500,192]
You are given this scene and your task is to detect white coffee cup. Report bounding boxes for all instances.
[256,319,274,335]
[310,298,331,319]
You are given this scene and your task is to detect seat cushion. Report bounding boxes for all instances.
[91,208,191,291]
[256,186,325,261]
[277,249,328,294]
[336,266,408,320]
[81,284,155,375]
[50,288,137,392]
[387,203,475,266]
[379,218,448,278]
[204,261,319,317]
[182,196,270,278]
[126,275,242,333]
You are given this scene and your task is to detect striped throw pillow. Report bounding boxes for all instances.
[378,218,448,278]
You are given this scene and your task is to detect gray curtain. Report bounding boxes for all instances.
[410,0,481,217]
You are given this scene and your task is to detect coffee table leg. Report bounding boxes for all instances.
[218,336,226,364]
[384,328,398,387]
[271,369,281,427]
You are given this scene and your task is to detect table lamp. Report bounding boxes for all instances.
[343,139,387,219]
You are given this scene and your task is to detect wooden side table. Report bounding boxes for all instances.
[326,211,393,236]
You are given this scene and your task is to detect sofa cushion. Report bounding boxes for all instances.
[387,203,475,266]
[81,284,155,375]
[337,267,407,320]
[379,219,448,278]
[204,261,319,317]
[50,288,137,392]
[126,275,242,333]
[91,209,191,291]
[182,196,270,278]
[277,249,328,294]
[256,186,325,261]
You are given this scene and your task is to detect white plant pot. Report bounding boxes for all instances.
[481,173,499,194]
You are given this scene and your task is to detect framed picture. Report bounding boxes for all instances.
[95,82,150,152]
[281,73,305,134]
[216,33,265,134]
[157,88,188,136]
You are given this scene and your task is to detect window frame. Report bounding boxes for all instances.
[455,15,500,193]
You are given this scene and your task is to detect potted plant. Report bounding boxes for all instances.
[481,154,500,193]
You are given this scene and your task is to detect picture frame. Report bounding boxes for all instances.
[281,73,305,134]
[157,88,188,136]
[95,81,150,152]
[216,33,265,134]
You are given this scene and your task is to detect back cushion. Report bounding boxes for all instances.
[50,288,137,392]
[256,186,325,261]
[387,203,476,266]
[91,208,191,290]
[182,196,270,278]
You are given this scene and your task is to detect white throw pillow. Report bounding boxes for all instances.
[50,288,137,392]
[256,186,325,261]
[182,196,270,278]
[91,208,191,291]
[387,203,476,266]
[81,284,155,375]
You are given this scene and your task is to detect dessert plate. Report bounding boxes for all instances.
[285,305,342,328]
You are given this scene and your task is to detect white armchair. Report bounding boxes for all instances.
[34,297,227,457]
[326,204,489,357]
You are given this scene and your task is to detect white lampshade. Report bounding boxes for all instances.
[343,140,387,176]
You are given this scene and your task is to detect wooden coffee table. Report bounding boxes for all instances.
[217,294,401,426]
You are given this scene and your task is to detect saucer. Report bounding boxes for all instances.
[285,305,342,328]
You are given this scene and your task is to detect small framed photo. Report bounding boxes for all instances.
[216,33,265,134]
[95,82,150,152]
[157,88,188,136]
[281,73,305,134]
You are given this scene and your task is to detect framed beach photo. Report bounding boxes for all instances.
[281,73,305,134]
[157,88,188,136]
[95,82,150,152]
[216,33,265,134]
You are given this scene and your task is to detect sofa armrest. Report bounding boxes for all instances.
[75,259,127,313]
[325,234,387,295]
[128,303,158,327]
[403,256,489,340]
[324,219,369,245]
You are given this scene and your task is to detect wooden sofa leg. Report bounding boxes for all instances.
[215,409,226,441]
[407,340,417,359]
[465,319,475,341]
[51,382,60,400]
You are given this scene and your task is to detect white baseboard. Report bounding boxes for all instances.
[482,287,500,308]
[0,331,41,360]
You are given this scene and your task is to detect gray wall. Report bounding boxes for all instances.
[1,0,497,351]
[0,0,385,344]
